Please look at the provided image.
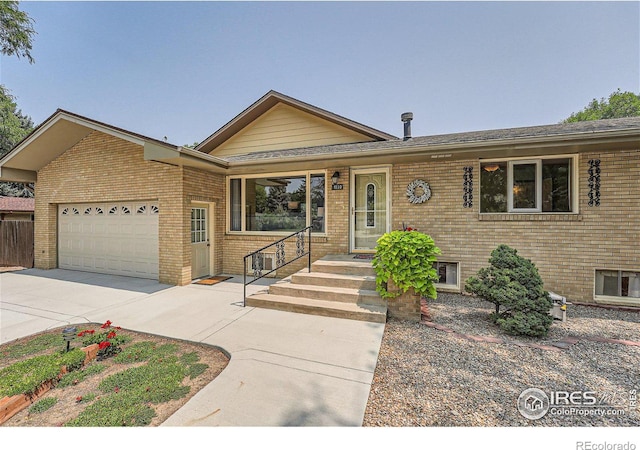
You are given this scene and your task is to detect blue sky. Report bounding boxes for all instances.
[1,1,639,146]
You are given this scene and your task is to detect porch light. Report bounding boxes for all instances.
[332,171,340,184]
[62,326,77,352]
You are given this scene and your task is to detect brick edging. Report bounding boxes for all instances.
[0,343,99,425]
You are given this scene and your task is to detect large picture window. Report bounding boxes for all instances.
[480,157,574,213]
[229,172,326,233]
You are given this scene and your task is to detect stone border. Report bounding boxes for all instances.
[0,343,99,425]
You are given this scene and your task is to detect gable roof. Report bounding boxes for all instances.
[0,109,229,182]
[0,197,34,213]
[195,90,397,154]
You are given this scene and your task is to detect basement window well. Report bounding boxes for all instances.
[434,262,459,291]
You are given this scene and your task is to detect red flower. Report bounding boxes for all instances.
[98,341,111,350]
[100,320,112,329]
[107,331,117,339]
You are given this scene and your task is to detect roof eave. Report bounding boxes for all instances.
[226,127,640,170]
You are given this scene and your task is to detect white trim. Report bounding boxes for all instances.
[434,261,461,292]
[594,268,640,303]
[191,201,216,278]
[508,160,541,213]
[480,154,579,214]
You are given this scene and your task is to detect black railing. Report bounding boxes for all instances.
[243,226,312,306]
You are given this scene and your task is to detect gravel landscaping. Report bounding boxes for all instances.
[363,293,640,426]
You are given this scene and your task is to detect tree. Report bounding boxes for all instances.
[0,85,34,197]
[465,244,553,337]
[0,1,36,64]
[565,89,640,123]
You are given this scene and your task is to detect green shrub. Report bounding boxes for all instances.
[78,321,131,360]
[29,397,57,414]
[465,244,554,337]
[372,230,441,299]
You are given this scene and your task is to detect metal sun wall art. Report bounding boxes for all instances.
[406,179,431,204]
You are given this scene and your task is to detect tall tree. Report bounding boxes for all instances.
[0,86,34,196]
[0,1,36,63]
[0,2,36,196]
[565,89,640,123]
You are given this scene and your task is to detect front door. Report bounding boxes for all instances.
[350,168,390,252]
[191,206,210,279]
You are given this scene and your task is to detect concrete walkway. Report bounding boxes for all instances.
[0,268,385,426]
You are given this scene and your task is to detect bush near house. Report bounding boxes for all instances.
[372,230,441,300]
[465,244,553,337]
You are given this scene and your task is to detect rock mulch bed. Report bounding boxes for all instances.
[363,293,640,426]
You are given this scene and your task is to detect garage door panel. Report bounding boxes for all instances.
[58,201,159,279]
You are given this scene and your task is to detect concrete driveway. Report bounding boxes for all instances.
[0,268,385,426]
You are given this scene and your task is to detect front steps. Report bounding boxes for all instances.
[245,255,387,323]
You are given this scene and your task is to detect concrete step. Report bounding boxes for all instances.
[269,278,385,307]
[291,270,377,291]
[245,293,387,323]
[311,259,375,277]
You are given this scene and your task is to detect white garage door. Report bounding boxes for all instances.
[58,202,159,279]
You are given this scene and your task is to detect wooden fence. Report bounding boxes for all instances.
[0,221,34,268]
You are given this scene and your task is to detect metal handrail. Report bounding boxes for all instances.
[243,226,312,306]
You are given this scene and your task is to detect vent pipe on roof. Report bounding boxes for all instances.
[401,112,413,140]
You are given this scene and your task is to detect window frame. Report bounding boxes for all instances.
[226,170,328,235]
[480,154,578,214]
[594,269,640,302]
[434,261,460,292]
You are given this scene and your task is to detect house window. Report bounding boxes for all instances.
[480,157,573,213]
[366,183,376,228]
[229,172,326,233]
[311,174,325,233]
[191,208,207,243]
[434,262,459,289]
[595,270,640,298]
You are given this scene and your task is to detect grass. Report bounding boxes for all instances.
[29,398,57,414]
[0,349,86,397]
[0,325,222,427]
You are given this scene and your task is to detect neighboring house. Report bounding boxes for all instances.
[0,197,34,221]
[1,90,639,308]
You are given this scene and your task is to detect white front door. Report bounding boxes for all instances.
[350,168,390,252]
[191,206,210,279]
